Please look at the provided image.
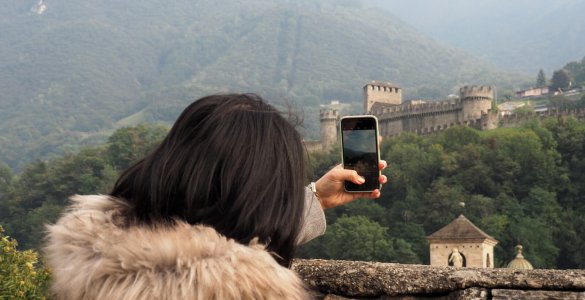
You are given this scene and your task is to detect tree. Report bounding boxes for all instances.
[513,105,535,117]
[418,179,465,232]
[550,69,571,92]
[563,56,585,87]
[436,126,481,152]
[327,199,388,226]
[0,163,13,221]
[306,145,341,181]
[577,94,585,109]
[536,69,546,88]
[107,124,168,171]
[298,215,418,263]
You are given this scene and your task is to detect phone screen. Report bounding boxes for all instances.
[341,116,380,192]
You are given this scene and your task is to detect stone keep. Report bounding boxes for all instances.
[427,215,498,268]
[363,81,402,113]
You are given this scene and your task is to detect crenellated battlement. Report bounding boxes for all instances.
[360,80,583,138]
[363,81,402,113]
[319,108,339,120]
[460,85,494,101]
[365,82,496,137]
[371,99,462,119]
[364,81,402,93]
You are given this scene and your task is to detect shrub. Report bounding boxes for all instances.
[0,225,51,299]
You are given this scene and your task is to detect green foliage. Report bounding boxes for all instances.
[536,69,547,88]
[300,119,585,268]
[0,124,166,250]
[564,56,585,87]
[2,119,585,269]
[107,124,168,170]
[299,215,419,263]
[0,225,51,299]
[550,69,571,91]
[306,146,341,181]
[512,105,535,117]
[549,95,581,110]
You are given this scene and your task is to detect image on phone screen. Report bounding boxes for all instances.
[341,117,380,192]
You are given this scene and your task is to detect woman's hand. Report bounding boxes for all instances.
[315,160,387,209]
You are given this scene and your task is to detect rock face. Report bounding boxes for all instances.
[293,259,585,300]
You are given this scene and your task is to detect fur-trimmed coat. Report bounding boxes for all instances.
[45,194,323,299]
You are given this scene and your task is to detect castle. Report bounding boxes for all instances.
[364,81,499,136]
[304,81,498,151]
[305,81,585,152]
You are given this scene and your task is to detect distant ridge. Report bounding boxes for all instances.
[0,0,526,169]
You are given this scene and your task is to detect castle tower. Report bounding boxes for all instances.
[460,85,494,121]
[363,81,402,113]
[319,107,339,150]
[427,215,498,268]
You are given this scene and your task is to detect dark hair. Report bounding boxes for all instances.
[110,94,306,266]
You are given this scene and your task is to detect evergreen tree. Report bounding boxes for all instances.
[550,69,571,91]
[536,69,546,88]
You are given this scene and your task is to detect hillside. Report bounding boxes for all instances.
[0,0,526,169]
[371,0,585,74]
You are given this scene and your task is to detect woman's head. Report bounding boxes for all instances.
[110,94,306,265]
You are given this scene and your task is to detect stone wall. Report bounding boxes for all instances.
[374,106,585,137]
[293,259,585,300]
[368,85,494,137]
[364,83,402,113]
[370,97,495,137]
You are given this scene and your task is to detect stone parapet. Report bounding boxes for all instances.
[460,86,494,100]
[293,259,585,299]
[372,100,461,121]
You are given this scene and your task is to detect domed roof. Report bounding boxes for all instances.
[506,245,534,270]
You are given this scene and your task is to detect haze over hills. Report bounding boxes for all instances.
[369,0,585,74]
[0,0,526,169]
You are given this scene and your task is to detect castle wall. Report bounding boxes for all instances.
[363,83,402,113]
[373,100,462,136]
[369,85,496,137]
[480,112,499,130]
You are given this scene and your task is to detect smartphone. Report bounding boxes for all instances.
[340,115,381,192]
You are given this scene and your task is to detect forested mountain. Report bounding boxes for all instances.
[0,0,525,169]
[371,0,585,73]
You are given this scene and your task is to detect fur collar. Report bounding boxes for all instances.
[45,195,308,299]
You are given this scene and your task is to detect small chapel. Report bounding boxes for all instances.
[427,214,498,268]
